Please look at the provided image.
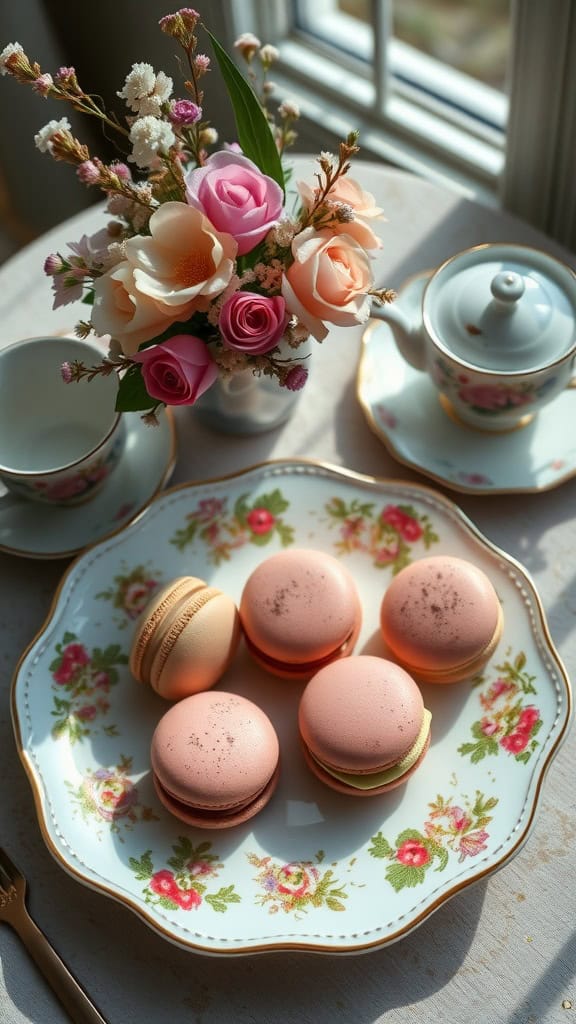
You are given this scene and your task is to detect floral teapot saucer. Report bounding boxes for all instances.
[371,243,576,431]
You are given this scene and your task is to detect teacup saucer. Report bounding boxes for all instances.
[0,409,177,559]
[358,320,576,494]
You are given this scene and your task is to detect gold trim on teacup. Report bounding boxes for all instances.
[9,458,573,956]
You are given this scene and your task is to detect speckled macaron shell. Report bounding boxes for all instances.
[298,655,430,796]
[239,548,362,679]
[151,691,280,828]
[129,576,241,700]
[380,555,503,684]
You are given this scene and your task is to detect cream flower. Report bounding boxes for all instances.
[91,262,186,355]
[34,117,71,153]
[0,42,23,75]
[117,62,173,116]
[124,202,237,312]
[129,115,175,168]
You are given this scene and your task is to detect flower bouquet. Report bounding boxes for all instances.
[1,9,394,423]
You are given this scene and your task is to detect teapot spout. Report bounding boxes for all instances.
[371,301,426,371]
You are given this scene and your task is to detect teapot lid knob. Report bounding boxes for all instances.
[490,270,525,306]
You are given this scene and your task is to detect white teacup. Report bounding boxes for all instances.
[0,336,125,505]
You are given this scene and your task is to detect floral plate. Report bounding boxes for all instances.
[358,297,576,494]
[0,409,176,559]
[12,460,571,955]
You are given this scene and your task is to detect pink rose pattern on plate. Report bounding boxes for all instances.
[170,490,294,563]
[65,755,159,839]
[96,564,162,627]
[458,652,542,764]
[324,497,439,573]
[369,791,498,891]
[247,852,348,916]
[49,632,128,743]
[129,837,240,913]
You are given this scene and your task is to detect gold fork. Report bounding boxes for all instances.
[0,846,107,1024]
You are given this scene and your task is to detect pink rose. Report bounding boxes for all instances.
[246,508,275,534]
[396,840,430,868]
[219,292,288,354]
[133,335,218,406]
[185,152,283,255]
[381,505,406,532]
[517,706,540,732]
[500,731,530,754]
[150,869,179,901]
[282,227,373,341]
[174,887,202,910]
[400,516,423,542]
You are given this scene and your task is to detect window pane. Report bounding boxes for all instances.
[339,0,511,91]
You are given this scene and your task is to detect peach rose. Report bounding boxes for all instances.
[92,262,184,355]
[124,201,237,311]
[298,175,383,251]
[282,227,374,340]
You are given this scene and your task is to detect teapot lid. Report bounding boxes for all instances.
[423,244,576,372]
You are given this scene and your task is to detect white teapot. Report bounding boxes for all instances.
[371,243,576,431]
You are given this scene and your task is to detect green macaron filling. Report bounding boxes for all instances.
[310,708,432,790]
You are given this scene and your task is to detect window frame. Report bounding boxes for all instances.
[223,0,576,250]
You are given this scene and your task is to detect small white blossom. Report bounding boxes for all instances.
[128,115,175,168]
[259,44,279,66]
[0,42,23,75]
[278,98,300,120]
[234,33,261,59]
[117,63,172,116]
[101,240,128,270]
[34,116,71,153]
[200,126,218,146]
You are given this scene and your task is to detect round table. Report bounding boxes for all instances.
[0,159,574,1024]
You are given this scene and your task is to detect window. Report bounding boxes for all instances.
[226,0,576,251]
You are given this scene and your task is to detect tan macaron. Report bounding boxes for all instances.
[129,576,240,700]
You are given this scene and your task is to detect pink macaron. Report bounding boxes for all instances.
[298,655,432,796]
[380,555,503,684]
[239,548,362,679]
[151,691,280,828]
[129,576,240,700]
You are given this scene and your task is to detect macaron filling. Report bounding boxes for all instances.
[244,627,358,676]
[306,708,432,790]
[153,763,280,820]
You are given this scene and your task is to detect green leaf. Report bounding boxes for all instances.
[115,364,154,413]
[205,885,241,912]
[129,850,154,880]
[233,494,249,525]
[206,29,285,194]
[325,897,346,912]
[385,863,427,892]
[396,828,426,846]
[250,531,273,546]
[368,832,394,860]
[255,489,290,516]
[276,522,295,547]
